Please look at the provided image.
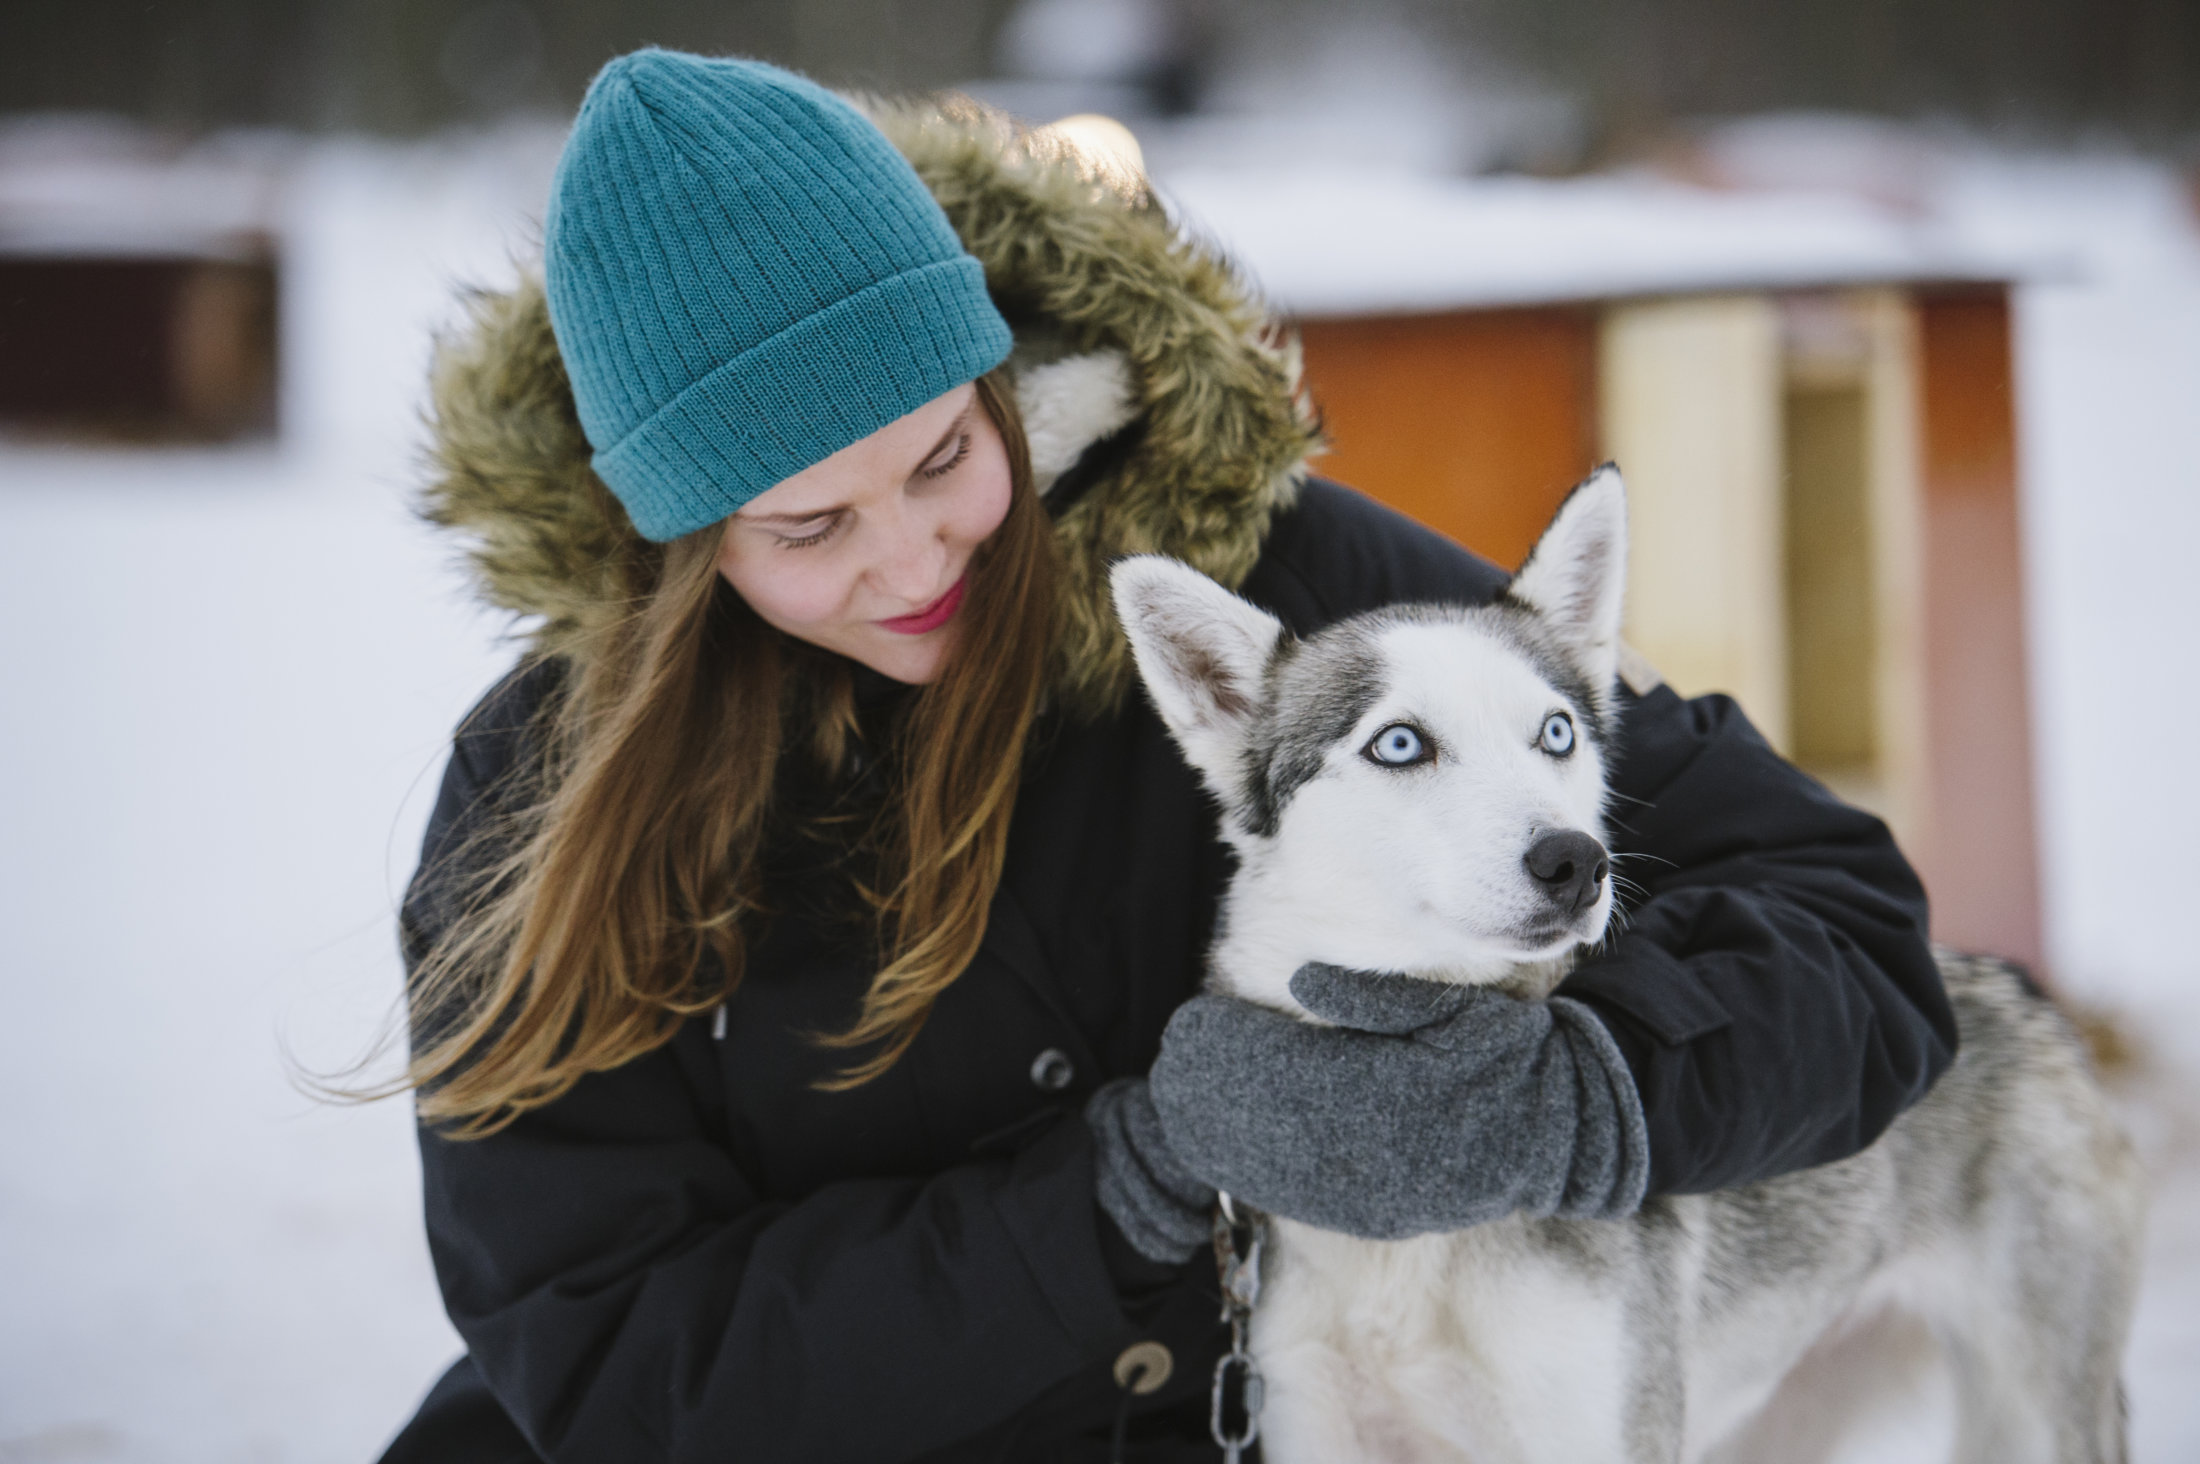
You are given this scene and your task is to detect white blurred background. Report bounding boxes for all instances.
[4,1,2199,1459]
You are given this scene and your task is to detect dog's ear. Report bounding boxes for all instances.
[1110,555,1283,788]
[1508,465,1628,692]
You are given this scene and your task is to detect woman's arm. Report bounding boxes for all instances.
[414,1071,1125,1461]
[403,670,1137,1463]
[1243,479,1955,1197]
[1556,683,1953,1193]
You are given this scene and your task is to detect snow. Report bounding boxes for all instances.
[1977,153,2200,1461]
[1160,165,2047,316]
[3,114,2198,1460]
[0,120,289,258]
[0,129,555,1463]
[1966,157,2200,1013]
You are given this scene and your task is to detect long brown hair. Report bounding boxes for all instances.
[399,372,1058,1135]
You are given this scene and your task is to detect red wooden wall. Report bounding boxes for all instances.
[1294,307,1601,572]
[1916,288,2044,969]
[1295,288,2045,972]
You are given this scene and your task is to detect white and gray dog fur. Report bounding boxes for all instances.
[1109,468,2144,1464]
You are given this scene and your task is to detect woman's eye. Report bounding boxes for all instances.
[777,515,843,550]
[1539,712,1576,756]
[918,432,971,480]
[1364,723,1429,767]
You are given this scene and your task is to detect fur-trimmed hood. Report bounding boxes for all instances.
[421,94,1321,718]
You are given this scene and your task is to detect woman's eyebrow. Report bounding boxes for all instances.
[739,409,973,527]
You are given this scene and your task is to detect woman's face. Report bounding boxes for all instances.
[716,383,1013,685]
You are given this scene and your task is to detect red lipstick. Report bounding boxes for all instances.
[879,576,966,635]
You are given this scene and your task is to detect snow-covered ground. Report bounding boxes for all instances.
[1,132,549,1463]
[2,117,2197,1461]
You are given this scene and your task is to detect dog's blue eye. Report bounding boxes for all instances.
[1366,723,1427,766]
[1539,712,1575,757]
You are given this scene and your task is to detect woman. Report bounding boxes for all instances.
[378,50,1954,1463]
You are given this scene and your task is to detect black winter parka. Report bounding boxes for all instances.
[381,477,1954,1464]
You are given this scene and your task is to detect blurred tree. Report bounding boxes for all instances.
[1,0,1021,133]
[1439,0,2200,150]
[3,0,2196,144]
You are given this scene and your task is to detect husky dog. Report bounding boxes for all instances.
[1109,469,2143,1464]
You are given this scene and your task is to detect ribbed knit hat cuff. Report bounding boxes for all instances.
[593,254,1012,541]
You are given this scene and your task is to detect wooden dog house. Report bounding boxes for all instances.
[1176,171,2043,968]
[0,132,281,441]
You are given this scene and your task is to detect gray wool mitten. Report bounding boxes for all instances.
[1085,1077,1218,1263]
[1146,964,1650,1240]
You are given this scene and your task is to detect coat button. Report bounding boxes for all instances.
[1113,1340,1174,1394]
[1029,1047,1075,1092]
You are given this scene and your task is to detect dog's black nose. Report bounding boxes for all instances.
[1525,831,1609,914]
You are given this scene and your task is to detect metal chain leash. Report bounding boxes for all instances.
[1209,1192,1267,1463]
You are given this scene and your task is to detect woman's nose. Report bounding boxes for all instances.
[869,497,950,601]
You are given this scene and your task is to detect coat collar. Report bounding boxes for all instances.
[419,93,1320,719]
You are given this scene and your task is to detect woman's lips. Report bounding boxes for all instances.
[878,576,966,635]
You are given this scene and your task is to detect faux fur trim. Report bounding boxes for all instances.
[1014,350,1137,492]
[419,92,1321,718]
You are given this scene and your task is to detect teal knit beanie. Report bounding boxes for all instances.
[543,50,1013,541]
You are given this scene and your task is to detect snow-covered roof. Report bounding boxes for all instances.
[1161,167,2056,317]
[0,122,286,259]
